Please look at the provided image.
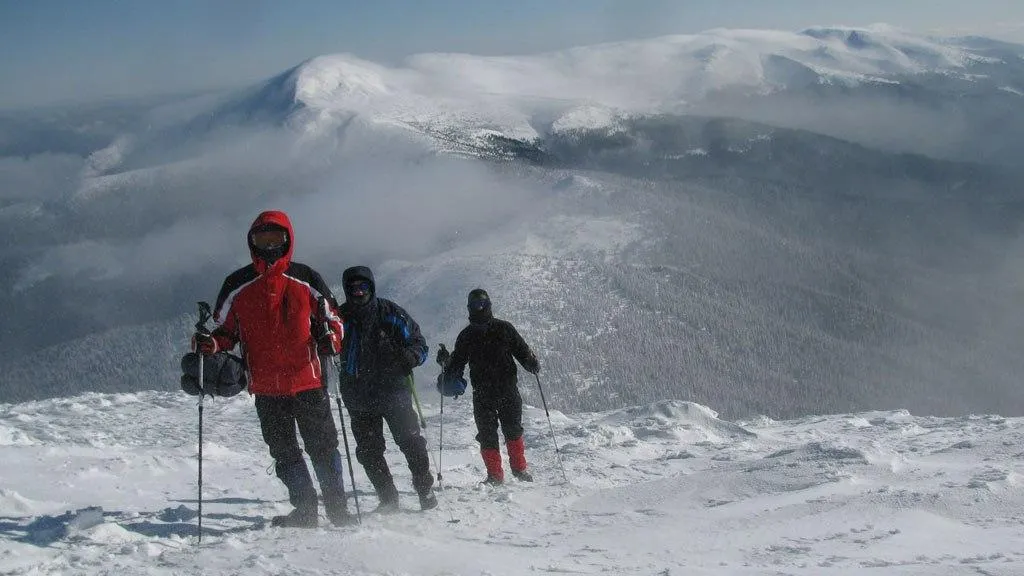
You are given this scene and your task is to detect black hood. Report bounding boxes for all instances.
[468,287,493,324]
[343,266,376,294]
[342,265,377,314]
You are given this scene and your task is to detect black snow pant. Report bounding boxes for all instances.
[347,391,434,503]
[473,386,524,450]
[255,388,348,513]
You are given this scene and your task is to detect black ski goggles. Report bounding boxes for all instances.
[345,280,371,297]
[251,228,288,250]
[468,295,491,311]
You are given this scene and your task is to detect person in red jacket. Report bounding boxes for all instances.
[193,210,353,528]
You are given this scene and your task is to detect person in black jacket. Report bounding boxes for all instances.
[439,288,540,484]
[337,266,437,511]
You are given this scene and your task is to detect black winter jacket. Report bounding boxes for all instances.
[444,316,538,397]
[338,296,428,411]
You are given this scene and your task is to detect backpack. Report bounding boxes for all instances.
[180,351,247,397]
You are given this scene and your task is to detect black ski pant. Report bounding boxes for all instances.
[473,386,524,450]
[255,388,346,510]
[348,390,433,502]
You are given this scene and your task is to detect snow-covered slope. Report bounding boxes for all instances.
[0,391,1021,575]
[211,24,1008,140]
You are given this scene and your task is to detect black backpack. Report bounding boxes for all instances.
[180,351,247,397]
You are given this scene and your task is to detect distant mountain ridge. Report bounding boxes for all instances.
[133,24,1019,169]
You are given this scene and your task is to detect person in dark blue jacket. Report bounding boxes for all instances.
[337,265,437,511]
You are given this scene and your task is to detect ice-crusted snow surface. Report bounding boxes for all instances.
[0,390,1021,575]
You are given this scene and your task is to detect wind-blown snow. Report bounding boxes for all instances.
[1,390,1021,575]
[245,24,992,141]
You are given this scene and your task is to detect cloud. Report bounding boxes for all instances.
[12,121,539,292]
[290,153,537,263]
[929,22,1024,42]
[0,153,84,201]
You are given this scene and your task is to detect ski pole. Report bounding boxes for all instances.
[331,359,361,524]
[194,301,212,542]
[407,374,442,479]
[438,390,445,486]
[197,360,204,542]
[317,295,366,520]
[406,374,426,429]
[317,297,361,524]
[533,373,569,484]
[334,393,361,523]
[434,344,451,486]
[407,372,458,524]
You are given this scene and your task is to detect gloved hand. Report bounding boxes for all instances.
[436,345,450,368]
[436,373,466,398]
[317,330,341,356]
[397,348,420,373]
[192,332,218,356]
[379,332,419,374]
[523,354,540,375]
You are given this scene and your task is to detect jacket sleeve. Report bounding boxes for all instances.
[506,321,539,374]
[443,329,470,382]
[383,302,428,372]
[210,278,240,352]
[308,269,344,346]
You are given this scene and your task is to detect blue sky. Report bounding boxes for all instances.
[1,0,1022,108]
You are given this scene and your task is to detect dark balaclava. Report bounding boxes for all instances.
[343,265,376,309]
[467,288,493,324]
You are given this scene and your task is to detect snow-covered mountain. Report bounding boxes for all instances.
[131,24,1024,164]
[2,26,1024,420]
[200,24,1004,133]
[1,391,1021,575]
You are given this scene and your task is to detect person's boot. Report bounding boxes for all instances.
[511,469,534,482]
[481,447,504,485]
[324,500,358,526]
[312,451,356,526]
[374,496,400,514]
[272,460,319,527]
[374,484,400,514]
[362,457,400,513]
[418,487,438,511]
[506,436,533,482]
[409,461,436,511]
[270,506,318,528]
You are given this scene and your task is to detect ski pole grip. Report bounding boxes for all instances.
[196,301,212,333]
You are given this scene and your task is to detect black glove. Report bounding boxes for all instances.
[523,354,540,375]
[317,331,340,356]
[436,344,450,368]
[398,348,420,373]
[379,332,419,373]
[192,331,218,356]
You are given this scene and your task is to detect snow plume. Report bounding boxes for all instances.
[0,109,542,384]
[0,153,84,202]
[12,124,538,291]
[292,149,537,266]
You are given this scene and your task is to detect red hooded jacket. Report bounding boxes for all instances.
[209,210,343,396]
